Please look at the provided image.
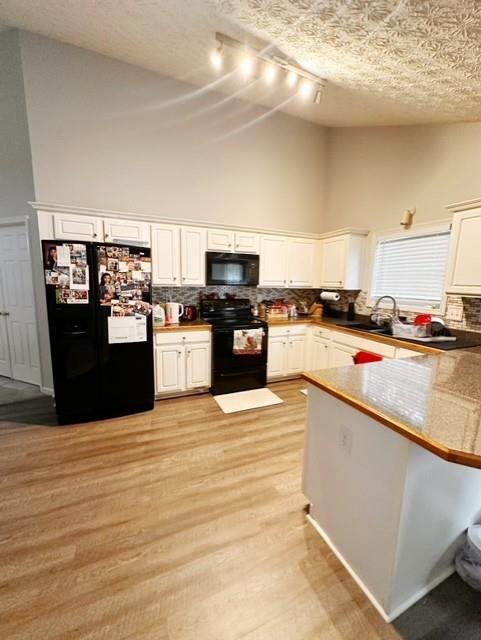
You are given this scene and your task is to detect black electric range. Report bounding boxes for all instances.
[200,299,268,395]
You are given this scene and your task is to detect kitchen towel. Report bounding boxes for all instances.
[233,329,263,355]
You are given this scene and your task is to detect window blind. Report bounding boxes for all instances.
[371,231,450,307]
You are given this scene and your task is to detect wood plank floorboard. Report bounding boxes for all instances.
[0,380,400,640]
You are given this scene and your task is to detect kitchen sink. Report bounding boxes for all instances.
[341,323,392,335]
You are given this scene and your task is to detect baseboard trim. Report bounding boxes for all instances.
[386,565,455,621]
[306,514,391,622]
[306,514,454,623]
[40,386,54,396]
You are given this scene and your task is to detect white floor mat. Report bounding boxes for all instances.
[300,389,308,396]
[214,388,284,414]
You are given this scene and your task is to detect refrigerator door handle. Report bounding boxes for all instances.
[63,330,88,336]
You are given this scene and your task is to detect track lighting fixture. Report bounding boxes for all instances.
[211,32,326,105]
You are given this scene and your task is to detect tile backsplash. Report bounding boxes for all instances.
[354,290,481,333]
[152,285,481,333]
[152,286,322,308]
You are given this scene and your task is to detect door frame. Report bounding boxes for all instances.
[0,215,42,387]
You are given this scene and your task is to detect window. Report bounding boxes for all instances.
[371,228,450,310]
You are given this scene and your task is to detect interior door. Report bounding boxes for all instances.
[0,225,41,384]
[0,280,11,377]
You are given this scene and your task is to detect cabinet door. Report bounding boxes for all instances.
[286,336,306,375]
[320,236,347,288]
[181,227,207,285]
[234,231,259,254]
[446,209,481,295]
[288,238,315,288]
[267,336,286,378]
[103,218,150,245]
[331,342,356,368]
[151,224,181,286]
[311,337,329,370]
[186,342,211,388]
[207,229,234,252]
[155,345,185,394]
[54,213,102,241]
[259,236,288,287]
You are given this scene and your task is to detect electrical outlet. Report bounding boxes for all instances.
[446,307,463,322]
[339,425,353,454]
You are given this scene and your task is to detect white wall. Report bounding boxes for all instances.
[325,123,481,232]
[19,32,327,234]
[0,29,35,219]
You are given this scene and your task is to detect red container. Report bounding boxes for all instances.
[414,314,432,325]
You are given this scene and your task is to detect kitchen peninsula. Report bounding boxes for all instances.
[302,351,481,622]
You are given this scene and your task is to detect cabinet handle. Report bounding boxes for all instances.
[93,233,97,238]
[228,243,232,247]
[177,351,181,356]
[182,277,186,281]
[187,350,191,356]
[105,234,109,239]
[173,277,177,281]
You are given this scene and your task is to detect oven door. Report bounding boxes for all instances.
[206,253,258,286]
[212,326,267,371]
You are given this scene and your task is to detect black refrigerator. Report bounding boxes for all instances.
[42,240,154,425]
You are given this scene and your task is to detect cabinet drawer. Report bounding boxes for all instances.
[268,324,307,337]
[155,330,211,345]
[331,330,396,358]
[310,326,331,340]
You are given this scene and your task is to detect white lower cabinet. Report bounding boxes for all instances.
[155,345,185,394]
[267,325,306,379]
[155,331,211,396]
[186,342,211,388]
[311,336,330,370]
[330,342,357,367]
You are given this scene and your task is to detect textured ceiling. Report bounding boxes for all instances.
[0,0,480,126]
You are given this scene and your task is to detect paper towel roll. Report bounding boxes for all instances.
[320,291,341,302]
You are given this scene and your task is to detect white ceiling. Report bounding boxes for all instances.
[0,0,480,127]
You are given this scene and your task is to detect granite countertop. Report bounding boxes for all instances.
[153,319,211,332]
[303,350,481,469]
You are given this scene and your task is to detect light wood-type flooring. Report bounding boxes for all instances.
[0,380,401,640]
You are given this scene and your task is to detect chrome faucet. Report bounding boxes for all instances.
[370,296,398,326]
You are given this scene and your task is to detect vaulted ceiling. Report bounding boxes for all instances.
[0,0,480,127]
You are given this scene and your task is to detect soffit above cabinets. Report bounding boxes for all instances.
[2,1,481,127]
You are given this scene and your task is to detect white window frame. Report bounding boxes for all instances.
[366,221,451,314]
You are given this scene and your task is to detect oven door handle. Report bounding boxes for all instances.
[217,369,264,377]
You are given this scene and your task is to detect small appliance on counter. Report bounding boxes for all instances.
[165,301,184,325]
[181,305,198,321]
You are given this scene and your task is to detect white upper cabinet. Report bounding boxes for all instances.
[207,228,259,254]
[151,223,180,286]
[321,236,347,288]
[445,207,481,295]
[207,229,234,252]
[288,238,315,288]
[259,235,289,287]
[260,235,316,288]
[54,213,102,242]
[181,226,207,285]
[234,231,259,254]
[319,232,366,290]
[103,218,150,245]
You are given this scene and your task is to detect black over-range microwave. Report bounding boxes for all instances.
[206,252,259,286]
